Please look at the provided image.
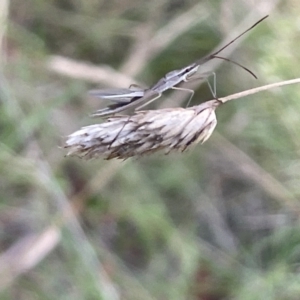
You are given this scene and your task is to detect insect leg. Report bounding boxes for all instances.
[169,86,195,108]
[108,91,160,148]
[188,70,217,98]
[206,72,217,98]
[134,93,162,110]
[204,72,222,104]
[128,84,145,91]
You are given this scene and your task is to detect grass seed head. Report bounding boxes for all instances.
[65,100,220,160]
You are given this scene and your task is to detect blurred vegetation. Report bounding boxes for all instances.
[1,0,300,299]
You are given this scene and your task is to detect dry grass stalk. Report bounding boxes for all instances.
[65,100,219,160]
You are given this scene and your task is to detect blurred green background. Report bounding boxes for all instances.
[1,0,300,299]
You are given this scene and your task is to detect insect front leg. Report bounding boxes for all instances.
[169,86,195,108]
[205,72,217,98]
[186,71,219,100]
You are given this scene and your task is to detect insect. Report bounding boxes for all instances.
[90,15,268,117]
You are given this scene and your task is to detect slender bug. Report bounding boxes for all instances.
[91,15,268,117]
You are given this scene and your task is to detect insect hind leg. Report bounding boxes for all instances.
[135,93,162,110]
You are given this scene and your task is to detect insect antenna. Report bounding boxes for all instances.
[212,55,257,78]
[195,15,268,75]
[209,15,268,58]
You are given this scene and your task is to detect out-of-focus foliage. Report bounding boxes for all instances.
[1,0,300,299]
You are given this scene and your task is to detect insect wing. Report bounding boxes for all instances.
[89,88,146,101]
[91,89,159,118]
